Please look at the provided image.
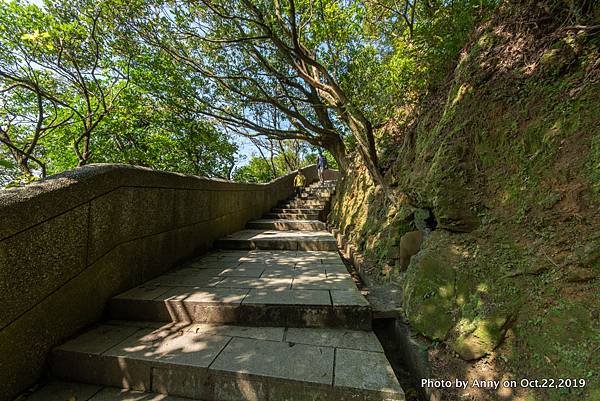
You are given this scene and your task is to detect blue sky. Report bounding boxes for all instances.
[233,136,257,168]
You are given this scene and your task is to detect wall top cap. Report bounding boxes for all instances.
[0,163,318,241]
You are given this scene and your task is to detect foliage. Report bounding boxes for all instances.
[78,87,238,178]
[232,139,319,182]
[1,0,500,187]
[233,157,276,183]
[330,2,600,399]
[0,0,129,172]
[0,0,240,186]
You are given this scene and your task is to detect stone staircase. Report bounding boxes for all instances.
[24,180,405,401]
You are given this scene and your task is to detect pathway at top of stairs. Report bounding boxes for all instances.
[23,180,405,401]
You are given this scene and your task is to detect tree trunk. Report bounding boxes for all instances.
[323,134,348,173]
[16,156,32,177]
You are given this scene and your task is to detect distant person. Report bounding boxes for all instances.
[317,153,328,184]
[293,169,306,197]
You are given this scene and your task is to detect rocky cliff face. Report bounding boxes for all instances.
[330,2,599,400]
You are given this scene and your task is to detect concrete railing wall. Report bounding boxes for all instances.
[0,163,319,401]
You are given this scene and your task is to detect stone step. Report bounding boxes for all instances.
[310,179,337,184]
[246,219,326,231]
[308,184,336,190]
[281,200,327,207]
[214,229,337,251]
[264,212,320,220]
[20,381,194,401]
[287,194,328,200]
[278,205,325,212]
[108,250,370,330]
[280,204,327,210]
[300,193,331,200]
[271,208,321,214]
[51,321,404,401]
[307,192,333,197]
[297,197,329,204]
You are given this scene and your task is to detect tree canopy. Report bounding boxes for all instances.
[1,0,498,186]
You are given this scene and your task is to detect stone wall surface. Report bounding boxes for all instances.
[0,163,318,401]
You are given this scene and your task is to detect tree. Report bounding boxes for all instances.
[0,72,71,178]
[0,0,130,175]
[232,137,316,182]
[1,0,500,187]
[0,2,73,177]
[246,136,309,175]
[90,85,239,178]
[125,0,392,185]
[0,0,240,185]
[35,0,131,166]
[233,156,276,183]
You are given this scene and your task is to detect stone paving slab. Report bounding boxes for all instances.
[158,287,250,304]
[106,321,286,342]
[22,381,102,401]
[331,289,371,306]
[56,324,139,355]
[292,275,357,291]
[186,260,240,269]
[280,204,327,210]
[215,229,338,251]
[260,269,307,279]
[285,327,384,352]
[293,265,328,273]
[239,261,297,271]
[242,288,331,305]
[215,276,293,290]
[185,323,285,341]
[324,265,352,275]
[105,320,168,329]
[51,322,404,401]
[113,286,173,302]
[295,255,345,267]
[301,190,332,196]
[91,387,192,401]
[272,208,322,213]
[23,381,195,401]
[143,270,224,287]
[335,349,405,401]
[326,272,357,281]
[104,329,231,368]
[209,336,334,385]
[217,265,265,277]
[246,219,326,231]
[298,250,337,256]
[264,212,320,220]
[109,250,370,329]
[281,198,327,204]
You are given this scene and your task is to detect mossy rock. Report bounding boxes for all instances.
[539,40,577,76]
[580,237,600,270]
[424,154,480,232]
[402,232,458,340]
[413,208,432,231]
[433,186,480,232]
[452,314,510,360]
[398,230,423,271]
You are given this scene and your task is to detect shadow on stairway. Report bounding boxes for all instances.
[21,179,407,401]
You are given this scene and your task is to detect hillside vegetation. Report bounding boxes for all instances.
[331,2,600,400]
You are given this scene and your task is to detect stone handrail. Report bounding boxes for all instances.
[0,163,324,400]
